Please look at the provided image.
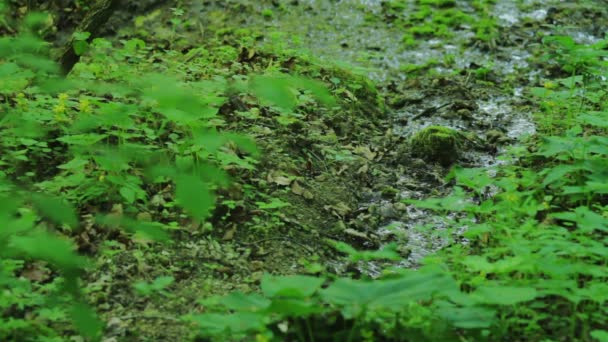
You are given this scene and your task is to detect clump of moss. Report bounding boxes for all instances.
[410,125,461,166]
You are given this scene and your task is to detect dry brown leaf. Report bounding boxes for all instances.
[267,171,293,186]
[344,228,369,240]
[324,202,351,217]
[21,262,51,282]
[222,225,237,241]
[292,181,314,199]
[354,145,377,161]
[357,163,369,174]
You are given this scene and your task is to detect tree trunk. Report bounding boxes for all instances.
[58,0,120,75]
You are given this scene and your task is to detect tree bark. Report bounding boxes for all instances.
[58,0,120,75]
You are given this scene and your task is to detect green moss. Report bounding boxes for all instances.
[410,126,462,166]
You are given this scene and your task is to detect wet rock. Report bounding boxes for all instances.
[456,108,474,120]
[409,126,462,166]
[380,186,399,199]
[377,202,397,219]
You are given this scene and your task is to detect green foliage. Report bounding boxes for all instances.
[134,276,175,298]
[3,2,607,341]
[1,7,338,340]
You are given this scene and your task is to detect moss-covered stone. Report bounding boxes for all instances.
[410,125,461,166]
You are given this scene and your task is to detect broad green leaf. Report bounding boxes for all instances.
[10,231,87,271]
[119,186,136,204]
[70,302,103,340]
[551,207,608,233]
[331,241,401,262]
[175,174,214,221]
[30,194,78,228]
[448,166,494,193]
[578,112,608,128]
[322,267,456,315]
[267,298,323,316]
[541,164,579,186]
[250,75,296,109]
[95,215,170,241]
[57,133,108,146]
[473,285,537,305]
[220,292,271,312]
[292,76,336,107]
[261,274,325,298]
[537,136,578,157]
[591,330,608,342]
[436,301,495,329]
[189,312,267,335]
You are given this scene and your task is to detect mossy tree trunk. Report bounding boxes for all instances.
[58,0,120,75]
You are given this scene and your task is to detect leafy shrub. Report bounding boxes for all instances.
[0,5,334,340]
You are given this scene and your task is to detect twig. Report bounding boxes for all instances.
[239,237,315,254]
[411,102,452,120]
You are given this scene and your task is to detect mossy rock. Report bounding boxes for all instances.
[409,125,462,166]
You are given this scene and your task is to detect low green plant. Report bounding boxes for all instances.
[0,6,335,340]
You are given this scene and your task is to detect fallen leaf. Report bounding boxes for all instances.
[354,145,377,161]
[21,262,51,282]
[222,225,237,240]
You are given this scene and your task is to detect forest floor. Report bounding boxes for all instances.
[76,1,607,340]
[2,0,607,341]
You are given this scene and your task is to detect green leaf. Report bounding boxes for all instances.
[331,241,401,262]
[9,230,87,271]
[551,207,608,233]
[220,292,271,312]
[175,174,214,221]
[322,267,456,316]
[591,330,608,342]
[292,76,336,107]
[537,136,577,158]
[57,133,108,146]
[30,194,78,228]
[70,302,103,340]
[473,285,537,305]
[119,186,136,204]
[578,111,608,128]
[95,215,170,241]
[250,75,296,109]
[448,167,494,193]
[189,312,267,335]
[73,40,89,56]
[541,164,579,186]
[256,198,291,210]
[436,301,496,328]
[267,298,323,316]
[261,274,325,298]
[73,31,91,41]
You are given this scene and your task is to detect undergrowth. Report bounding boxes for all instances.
[188,26,608,342]
[1,1,608,342]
